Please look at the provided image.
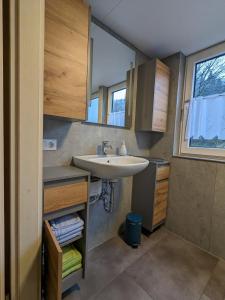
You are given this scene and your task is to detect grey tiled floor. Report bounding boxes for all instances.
[64,228,225,300]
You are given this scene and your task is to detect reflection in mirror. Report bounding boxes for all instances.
[86,20,136,128]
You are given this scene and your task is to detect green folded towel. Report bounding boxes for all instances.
[62,245,82,278]
[63,246,81,262]
[62,263,82,279]
[63,258,81,273]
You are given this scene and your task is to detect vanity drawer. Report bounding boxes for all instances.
[156,165,170,181]
[44,181,88,214]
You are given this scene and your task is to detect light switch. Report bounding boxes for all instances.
[43,139,57,151]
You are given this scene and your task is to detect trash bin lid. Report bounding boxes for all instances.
[127,213,142,223]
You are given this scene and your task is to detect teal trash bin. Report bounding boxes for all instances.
[125,213,142,248]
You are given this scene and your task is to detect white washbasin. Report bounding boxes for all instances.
[73,155,149,179]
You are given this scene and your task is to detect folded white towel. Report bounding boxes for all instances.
[51,213,82,230]
[52,221,84,238]
[57,226,84,244]
[59,231,82,245]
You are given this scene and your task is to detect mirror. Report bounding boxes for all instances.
[86,20,136,128]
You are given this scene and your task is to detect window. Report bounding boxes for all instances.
[107,82,126,127]
[87,97,99,123]
[180,42,225,158]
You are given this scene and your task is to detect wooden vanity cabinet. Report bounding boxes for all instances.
[44,0,90,120]
[135,58,170,132]
[43,167,90,299]
[132,159,170,232]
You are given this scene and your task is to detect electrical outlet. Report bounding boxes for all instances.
[43,139,57,151]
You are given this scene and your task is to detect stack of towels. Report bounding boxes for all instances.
[62,245,82,278]
[50,213,84,245]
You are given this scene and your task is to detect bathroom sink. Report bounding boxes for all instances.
[73,155,149,179]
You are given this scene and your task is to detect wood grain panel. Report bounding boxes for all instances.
[44,220,62,300]
[152,59,170,132]
[153,208,167,226]
[155,180,169,197]
[154,200,167,214]
[153,180,169,225]
[44,0,89,120]
[156,165,170,181]
[154,191,168,206]
[44,181,88,214]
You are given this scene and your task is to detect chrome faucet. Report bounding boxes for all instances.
[102,141,112,155]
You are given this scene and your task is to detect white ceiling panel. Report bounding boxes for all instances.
[87,0,225,57]
[87,0,123,20]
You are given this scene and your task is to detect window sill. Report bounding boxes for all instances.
[173,153,225,164]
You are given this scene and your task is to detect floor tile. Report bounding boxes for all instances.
[200,259,225,300]
[125,232,218,300]
[64,228,167,300]
[88,227,168,266]
[64,230,222,300]
[93,272,153,300]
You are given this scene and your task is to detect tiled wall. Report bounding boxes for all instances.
[149,52,225,260]
[167,158,225,260]
[43,52,152,249]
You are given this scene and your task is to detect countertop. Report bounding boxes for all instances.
[147,157,169,165]
[134,156,169,165]
[43,166,90,183]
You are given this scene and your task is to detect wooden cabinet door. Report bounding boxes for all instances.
[136,58,170,132]
[44,0,89,120]
[44,220,62,300]
[152,59,170,132]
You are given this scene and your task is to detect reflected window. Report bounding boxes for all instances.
[87,97,99,123]
[111,88,126,113]
[108,83,126,127]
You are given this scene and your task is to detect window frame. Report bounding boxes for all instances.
[179,42,225,158]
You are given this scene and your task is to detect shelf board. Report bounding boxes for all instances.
[59,233,83,247]
[62,268,83,293]
[43,203,86,221]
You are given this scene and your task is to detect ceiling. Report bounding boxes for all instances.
[87,0,225,58]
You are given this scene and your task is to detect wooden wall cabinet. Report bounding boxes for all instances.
[135,58,170,132]
[132,159,170,232]
[44,0,90,120]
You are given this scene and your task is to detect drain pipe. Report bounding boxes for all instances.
[89,178,118,213]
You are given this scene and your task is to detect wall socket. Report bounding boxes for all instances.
[43,139,57,151]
